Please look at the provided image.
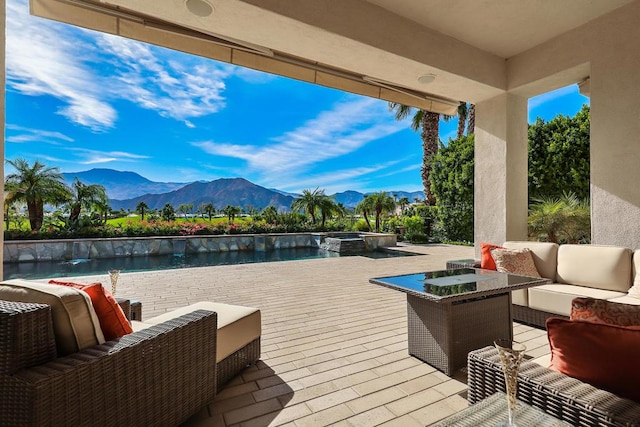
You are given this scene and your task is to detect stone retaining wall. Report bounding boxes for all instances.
[4,232,395,263]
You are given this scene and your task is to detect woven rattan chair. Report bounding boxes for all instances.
[0,300,218,427]
[468,346,640,426]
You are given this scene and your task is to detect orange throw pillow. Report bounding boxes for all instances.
[480,242,504,270]
[49,280,133,341]
[546,317,640,403]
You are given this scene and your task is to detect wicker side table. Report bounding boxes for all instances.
[432,393,571,426]
[130,300,142,321]
[116,298,142,321]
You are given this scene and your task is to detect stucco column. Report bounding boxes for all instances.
[474,94,528,255]
[1,0,5,278]
[589,54,640,249]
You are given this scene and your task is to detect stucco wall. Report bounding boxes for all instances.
[3,233,396,263]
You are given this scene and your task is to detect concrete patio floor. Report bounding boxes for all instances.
[64,243,548,426]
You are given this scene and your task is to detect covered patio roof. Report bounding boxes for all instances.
[29,0,628,110]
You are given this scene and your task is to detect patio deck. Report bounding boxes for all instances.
[65,243,548,426]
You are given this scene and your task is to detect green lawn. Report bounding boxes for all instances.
[106,215,252,226]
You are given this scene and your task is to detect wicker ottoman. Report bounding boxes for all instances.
[134,301,261,391]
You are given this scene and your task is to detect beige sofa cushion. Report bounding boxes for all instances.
[556,245,632,292]
[503,241,558,280]
[626,250,640,299]
[144,301,261,362]
[0,279,105,355]
[528,284,626,316]
[511,289,528,306]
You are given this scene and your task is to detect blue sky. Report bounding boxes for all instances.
[5,0,590,195]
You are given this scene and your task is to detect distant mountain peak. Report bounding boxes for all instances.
[62,168,187,200]
[62,168,422,211]
[110,176,295,212]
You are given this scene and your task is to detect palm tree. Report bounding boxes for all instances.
[201,202,215,221]
[398,197,410,214]
[467,104,476,135]
[136,201,149,221]
[291,188,325,224]
[355,197,373,232]
[528,192,590,244]
[317,196,338,228]
[443,102,468,140]
[388,103,440,205]
[222,205,241,222]
[335,202,349,218]
[67,178,108,226]
[4,158,71,231]
[94,200,111,224]
[367,191,396,232]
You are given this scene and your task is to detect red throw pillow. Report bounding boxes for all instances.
[480,242,504,270]
[546,317,640,403]
[571,297,640,327]
[49,280,133,341]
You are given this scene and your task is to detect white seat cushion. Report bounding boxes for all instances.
[0,279,105,355]
[528,283,625,316]
[511,289,528,306]
[607,295,640,305]
[144,301,261,362]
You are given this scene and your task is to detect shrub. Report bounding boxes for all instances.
[352,218,371,232]
[528,192,590,243]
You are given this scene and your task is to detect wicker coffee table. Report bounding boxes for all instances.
[370,268,549,375]
[432,393,571,426]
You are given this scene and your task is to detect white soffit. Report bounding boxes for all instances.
[366,0,635,58]
[31,0,631,105]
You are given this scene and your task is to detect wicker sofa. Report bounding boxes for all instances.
[0,299,218,426]
[468,346,640,426]
[467,242,640,327]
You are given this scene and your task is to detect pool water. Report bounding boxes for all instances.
[3,247,419,280]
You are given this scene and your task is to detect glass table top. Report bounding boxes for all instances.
[370,268,548,301]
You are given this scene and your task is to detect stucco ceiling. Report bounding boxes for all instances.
[365,0,634,58]
[32,0,636,107]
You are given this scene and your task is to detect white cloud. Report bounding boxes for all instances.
[5,125,74,144]
[64,148,150,165]
[5,0,234,131]
[193,97,405,186]
[376,163,422,178]
[279,161,401,193]
[6,0,117,130]
[96,35,231,121]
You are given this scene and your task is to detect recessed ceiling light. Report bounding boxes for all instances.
[418,74,436,84]
[185,0,214,17]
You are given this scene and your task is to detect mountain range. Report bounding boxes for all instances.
[62,169,424,211]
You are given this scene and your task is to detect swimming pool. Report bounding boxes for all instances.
[3,247,419,280]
